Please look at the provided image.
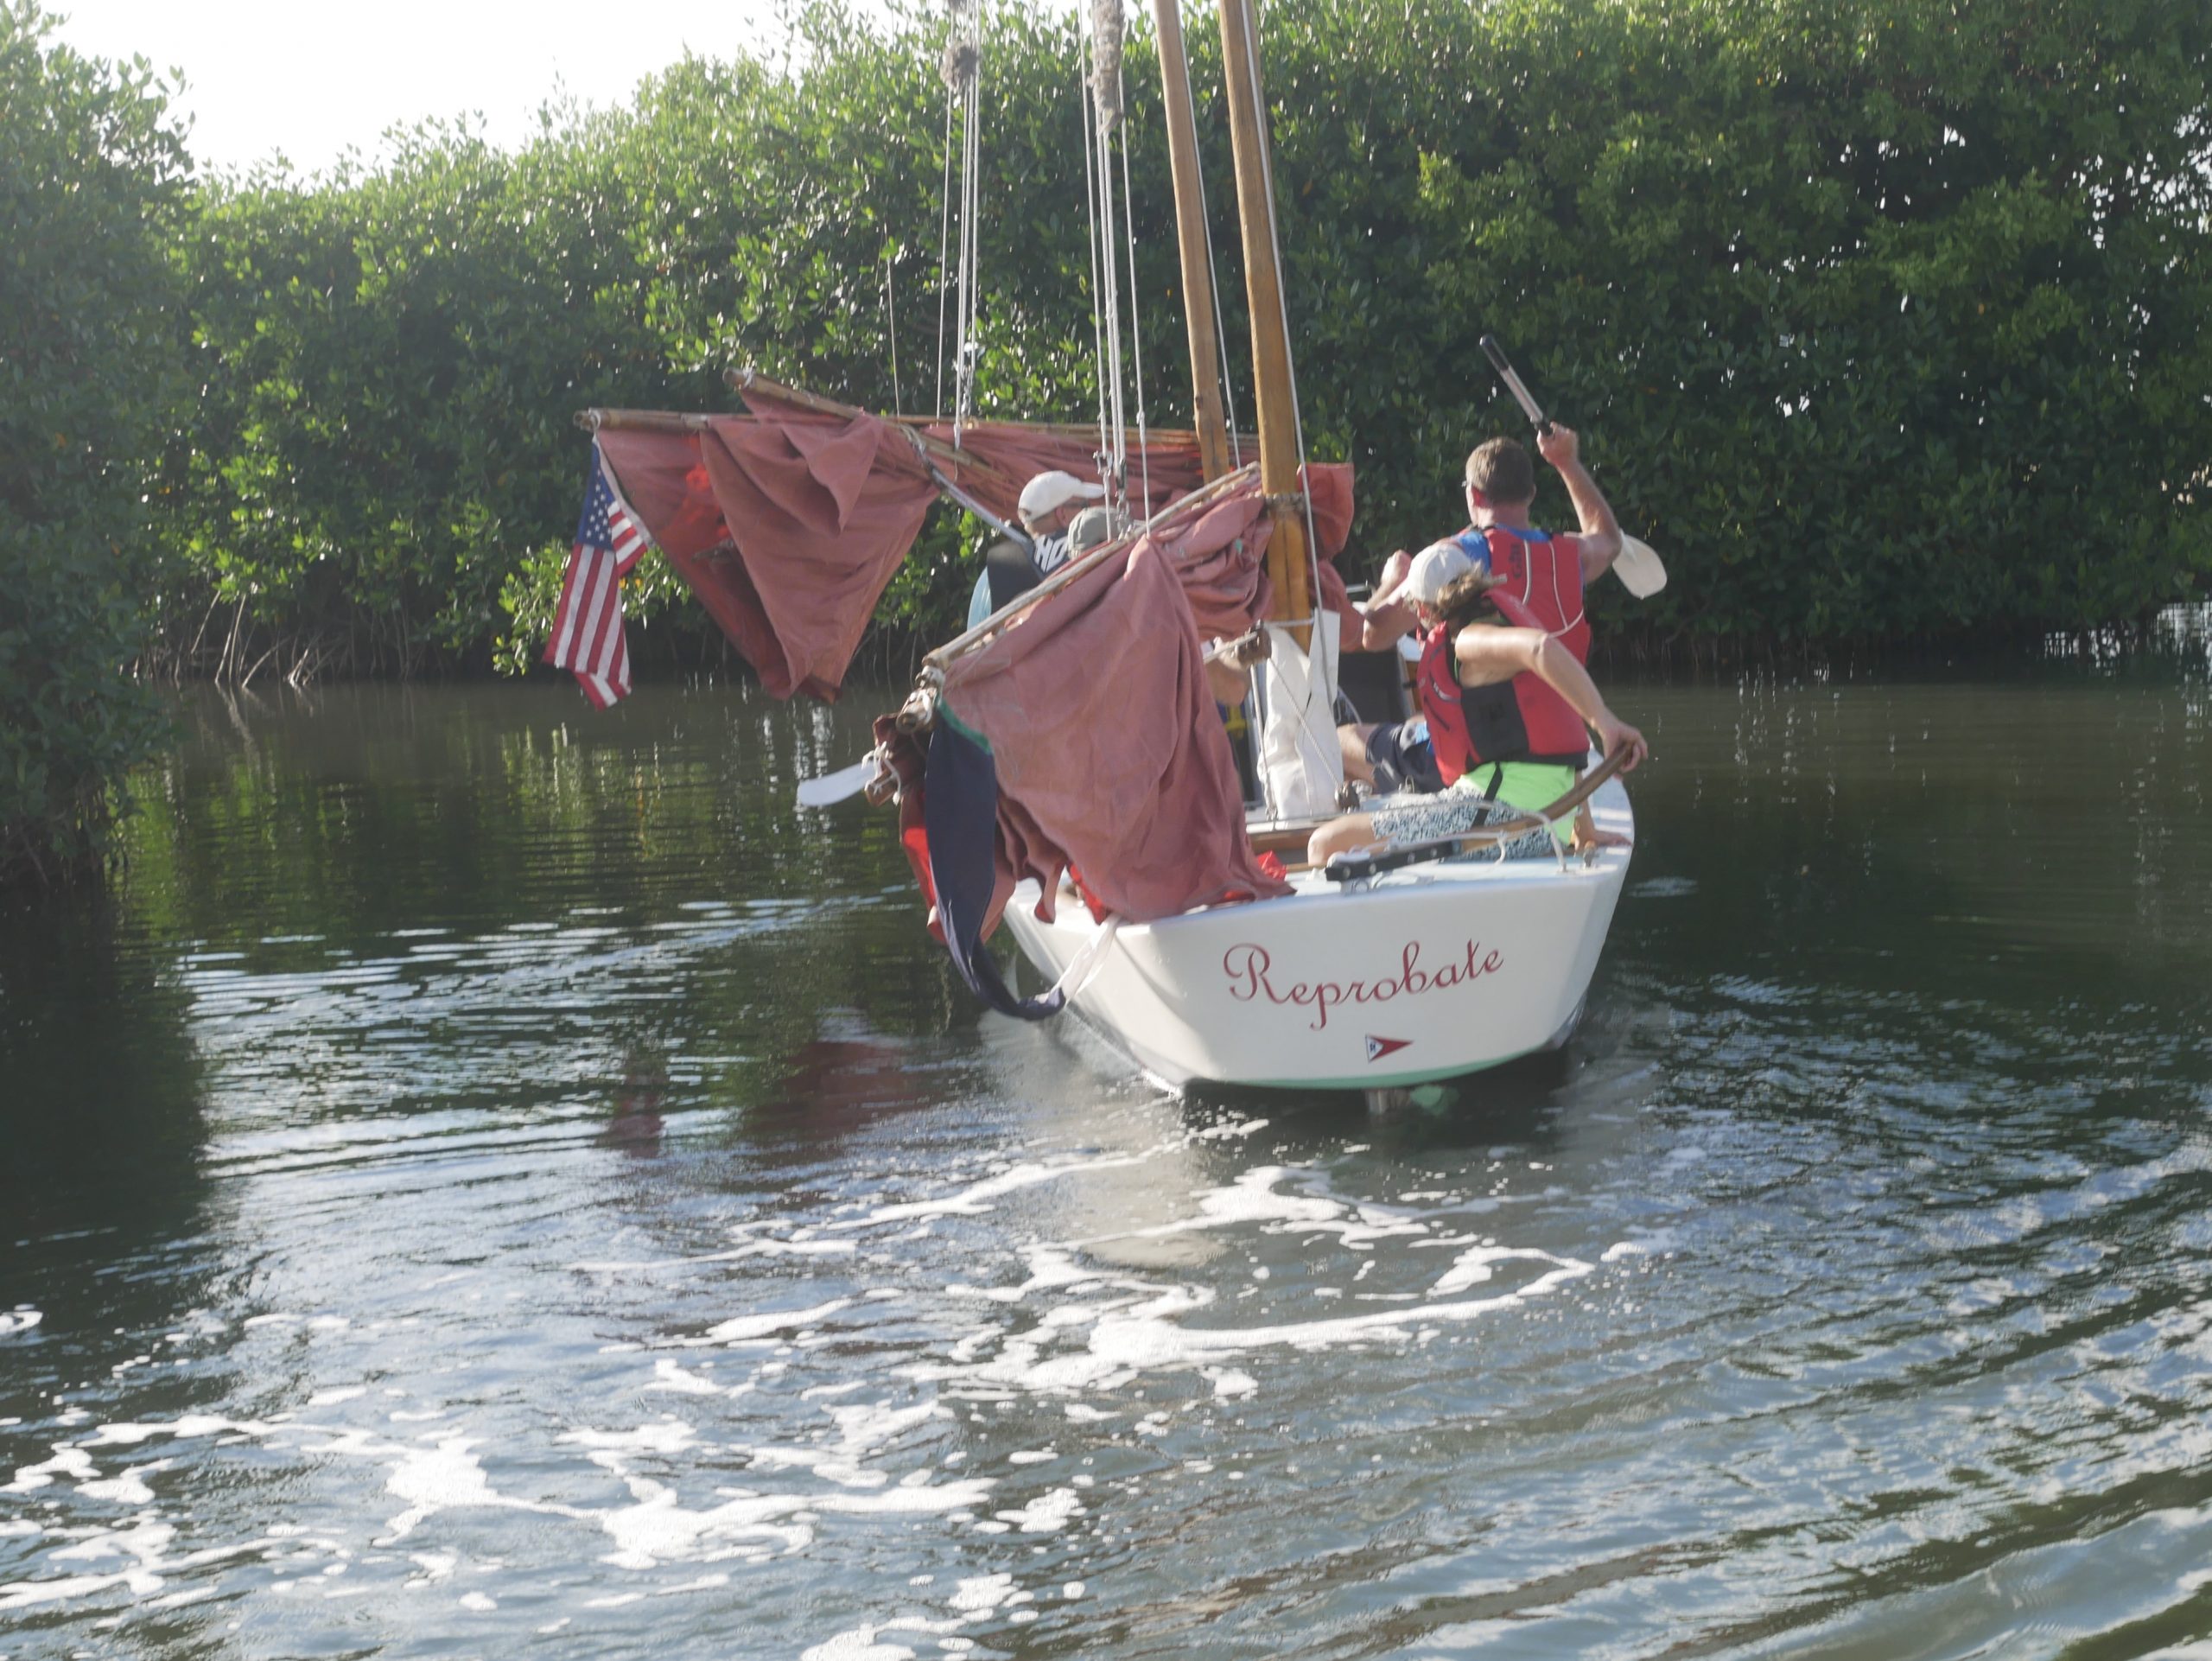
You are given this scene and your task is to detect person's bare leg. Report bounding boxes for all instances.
[1338,723,1379,786]
[1307,811,1380,866]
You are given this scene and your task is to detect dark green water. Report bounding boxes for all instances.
[3,612,2209,1658]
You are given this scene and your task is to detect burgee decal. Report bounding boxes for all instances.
[1365,1034,1413,1063]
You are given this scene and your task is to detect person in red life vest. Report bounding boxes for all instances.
[1338,426,1624,795]
[1306,557,1647,866]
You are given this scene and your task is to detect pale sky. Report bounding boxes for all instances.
[49,0,798,175]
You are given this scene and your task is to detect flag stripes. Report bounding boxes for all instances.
[544,445,651,707]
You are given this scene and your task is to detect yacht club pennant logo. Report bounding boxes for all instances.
[1365,1034,1413,1064]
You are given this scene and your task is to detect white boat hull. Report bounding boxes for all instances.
[1002,780,1634,1091]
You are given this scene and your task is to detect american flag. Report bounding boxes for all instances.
[544,443,651,708]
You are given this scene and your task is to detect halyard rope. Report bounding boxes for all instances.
[934,0,984,438]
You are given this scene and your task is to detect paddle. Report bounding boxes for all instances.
[795,755,882,808]
[1478,333,1668,598]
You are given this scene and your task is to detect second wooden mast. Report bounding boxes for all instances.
[1149,0,1313,650]
[1148,0,1234,485]
[1212,0,1312,650]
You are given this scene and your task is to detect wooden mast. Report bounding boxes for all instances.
[1150,0,1233,482]
[1214,0,1311,649]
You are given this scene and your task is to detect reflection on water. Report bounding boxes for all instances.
[2,621,2209,1658]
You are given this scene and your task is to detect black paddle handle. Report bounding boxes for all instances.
[1478,333,1554,436]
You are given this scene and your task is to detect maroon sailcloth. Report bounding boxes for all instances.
[594,396,1357,703]
[587,408,1359,930]
[911,418,1212,525]
[937,476,1305,927]
[598,411,938,701]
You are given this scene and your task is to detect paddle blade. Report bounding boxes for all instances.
[796,757,876,807]
[1614,534,1668,598]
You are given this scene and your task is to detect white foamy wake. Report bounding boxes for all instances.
[3,1127,1657,1638]
[892,1163,1609,1402]
[0,1384,991,1615]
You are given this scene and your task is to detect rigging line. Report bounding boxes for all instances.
[968,13,984,376]
[1078,24,1110,482]
[1099,0,1133,499]
[1240,0,1335,716]
[1088,15,1127,506]
[1084,14,1132,512]
[1098,108,1128,493]
[941,0,982,439]
[1116,81,1150,515]
[955,38,982,436]
[963,45,978,427]
[936,88,954,419]
[885,248,902,417]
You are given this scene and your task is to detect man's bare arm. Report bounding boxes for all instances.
[1351,549,1419,650]
[1536,425,1623,582]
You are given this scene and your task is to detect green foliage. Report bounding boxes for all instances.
[161,0,2212,680]
[1258,0,2212,642]
[175,119,690,677]
[0,1,189,883]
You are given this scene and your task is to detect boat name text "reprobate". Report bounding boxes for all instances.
[1220,940,1506,1031]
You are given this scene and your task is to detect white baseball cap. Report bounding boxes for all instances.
[1402,542,1477,605]
[1017,470,1105,519]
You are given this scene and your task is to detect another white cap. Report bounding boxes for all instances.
[1402,541,1477,605]
[1066,506,1114,554]
[1017,470,1106,519]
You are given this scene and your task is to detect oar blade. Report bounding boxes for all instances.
[1614,533,1668,598]
[795,758,877,808]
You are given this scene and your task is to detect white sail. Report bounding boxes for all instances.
[1253,613,1344,822]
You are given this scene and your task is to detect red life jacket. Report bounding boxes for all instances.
[1417,586,1591,783]
[1451,525,1589,664]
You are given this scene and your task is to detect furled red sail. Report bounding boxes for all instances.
[591,389,1353,703]
[596,410,938,702]
[933,474,1306,927]
[869,471,1325,1017]
[581,401,1358,1009]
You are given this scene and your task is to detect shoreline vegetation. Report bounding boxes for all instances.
[3,0,2208,882]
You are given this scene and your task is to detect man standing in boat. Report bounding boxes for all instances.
[1339,425,1624,794]
[964,469,1105,630]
